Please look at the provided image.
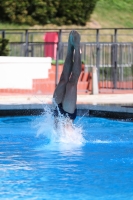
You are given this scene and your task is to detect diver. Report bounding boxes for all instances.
[53,30,81,123]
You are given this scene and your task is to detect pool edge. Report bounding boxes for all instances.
[0,103,133,120]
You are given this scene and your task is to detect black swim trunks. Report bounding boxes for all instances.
[53,103,77,120]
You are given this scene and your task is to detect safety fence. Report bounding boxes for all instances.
[58,42,133,91]
[0,28,133,93]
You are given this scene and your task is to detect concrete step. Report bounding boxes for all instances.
[33,79,55,94]
[78,82,88,93]
[0,89,32,94]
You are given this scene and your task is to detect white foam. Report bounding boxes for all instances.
[91,139,112,144]
[34,104,86,150]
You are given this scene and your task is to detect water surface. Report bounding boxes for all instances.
[0,114,133,200]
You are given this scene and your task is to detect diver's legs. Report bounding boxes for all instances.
[53,31,74,104]
[62,31,81,113]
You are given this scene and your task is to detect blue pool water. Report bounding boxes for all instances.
[0,113,133,200]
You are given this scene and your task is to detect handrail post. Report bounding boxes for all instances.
[96,29,100,80]
[55,29,62,88]
[114,28,117,43]
[91,29,99,95]
[113,28,118,89]
[2,30,5,39]
[25,29,29,57]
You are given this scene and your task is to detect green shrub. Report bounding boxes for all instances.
[52,59,64,65]
[0,0,98,25]
[0,0,30,24]
[52,59,86,65]
[52,0,98,25]
[0,38,9,56]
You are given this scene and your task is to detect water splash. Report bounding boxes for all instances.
[34,104,86,149]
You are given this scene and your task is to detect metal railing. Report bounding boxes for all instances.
[58,42,133,90]
[1,28,133,91]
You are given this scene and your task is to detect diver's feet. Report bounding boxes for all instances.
[67,31,74,53]
[71,30,80,50]
[70,30,81,79]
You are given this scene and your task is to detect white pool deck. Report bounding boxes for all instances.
[0,94,133,116]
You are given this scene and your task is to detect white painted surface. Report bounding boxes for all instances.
[0,57,52,89]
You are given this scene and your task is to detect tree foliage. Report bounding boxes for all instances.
[0,0,98,25]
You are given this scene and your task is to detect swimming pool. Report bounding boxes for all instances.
[0,113,133,200]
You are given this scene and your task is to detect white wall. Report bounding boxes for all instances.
[0,57,52,89]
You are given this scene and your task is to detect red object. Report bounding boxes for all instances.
[44,32,58,59]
